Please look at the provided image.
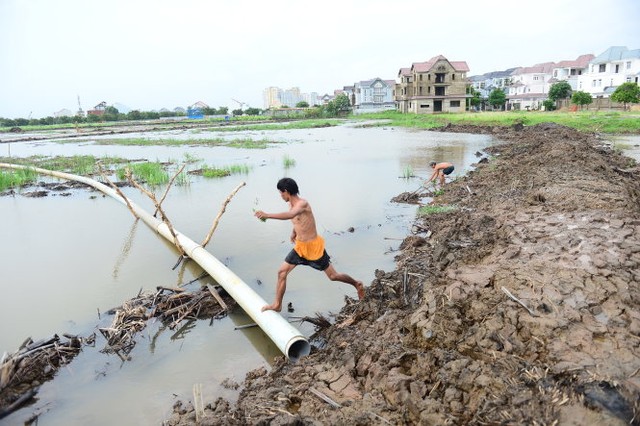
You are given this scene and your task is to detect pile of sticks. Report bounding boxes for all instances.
[99,285,234,359]
[0,334,89,419]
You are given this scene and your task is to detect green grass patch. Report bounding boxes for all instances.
[0,167,38,191]
[210,119,340,132]
[225,138,271,149]
[117,162,169,186]
[0,155,130,174]
[353,110,640,134]
[418,205,457,215]
[200,163,252,178]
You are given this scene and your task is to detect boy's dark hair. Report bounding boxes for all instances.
[429,161,437,167]
[277,177,299,195]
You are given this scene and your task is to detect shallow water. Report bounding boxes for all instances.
[0,123,502,424]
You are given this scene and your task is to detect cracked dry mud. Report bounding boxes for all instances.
[167,123,640,425]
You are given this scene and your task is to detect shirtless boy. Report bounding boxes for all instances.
[428,161,455,186]
[254,177,365,312]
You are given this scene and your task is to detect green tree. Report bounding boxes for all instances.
[217,106,229,115]
[245,107,261,116]
[542,99,556,111]
[571,91,593,110]
[296,101,309,108]
[127,110,143,121]
[469,88,481,109]
[488,89,506,110]
[548,81,572,101]
[610,82,640,111]
[232,109,243,116]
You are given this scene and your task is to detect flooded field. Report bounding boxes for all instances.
[3,121,634,424]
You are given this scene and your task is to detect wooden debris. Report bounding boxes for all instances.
[207,284,228,311]
[309,387,342,408]
[201,182,246,248]
[0,334,85,418]
[501,286,538,316]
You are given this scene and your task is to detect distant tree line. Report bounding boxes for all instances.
[1,93,364,128]
[0,105,231,128]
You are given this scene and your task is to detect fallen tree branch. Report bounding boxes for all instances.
[125,169,186,256]
[201,182,246,248]
[154,164,186,218]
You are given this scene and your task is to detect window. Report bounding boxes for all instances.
[534,76,539,81]
[592,80,597,87]
[420,104,430,108]
[599,64,606,72]
[627,61,632,69]
[435,87,445,96]
[452,74,455,80]
[450,100,460,107]
[615,64,620,73]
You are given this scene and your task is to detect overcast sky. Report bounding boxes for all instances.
[1,0,638,119]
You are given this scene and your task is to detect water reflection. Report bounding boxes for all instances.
[112,218,139,280]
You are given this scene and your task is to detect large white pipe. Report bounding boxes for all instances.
[0,163,311,362]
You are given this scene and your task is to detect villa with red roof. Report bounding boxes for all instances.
[395,55,470,114]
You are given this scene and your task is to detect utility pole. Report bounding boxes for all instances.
[77,95,84,117]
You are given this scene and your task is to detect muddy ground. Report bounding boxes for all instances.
[165,123,640,425]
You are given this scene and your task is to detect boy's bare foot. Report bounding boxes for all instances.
[261,303,282,312]
[355,281,365,300]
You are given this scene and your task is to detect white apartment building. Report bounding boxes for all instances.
[469,69,516,100]
[550,54,594,90]
[263,87,319,108]
[352,78,396,114]
[577,46,640,97]
[507,62,555,110]
[263,87,282,109]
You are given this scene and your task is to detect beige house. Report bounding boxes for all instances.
[396,55,470,114]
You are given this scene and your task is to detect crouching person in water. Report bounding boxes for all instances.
[428,161,455,186]
[254,177,365,312]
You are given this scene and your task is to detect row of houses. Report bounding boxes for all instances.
[333,45,640,114]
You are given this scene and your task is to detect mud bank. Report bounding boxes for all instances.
[167,123,640,425]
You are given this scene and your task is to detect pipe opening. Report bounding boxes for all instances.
[287,338,311,363]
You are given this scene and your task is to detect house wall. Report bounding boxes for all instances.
[578,57,640,96]
[403,60,468,114]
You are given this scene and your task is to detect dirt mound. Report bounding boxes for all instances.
[167,124,640,425]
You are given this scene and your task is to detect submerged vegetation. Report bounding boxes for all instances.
[282,155,296,169]
[402,164,414,179]
[59,137,276,149]
[199,164,251,178]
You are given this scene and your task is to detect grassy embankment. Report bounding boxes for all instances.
[355,110,640,134]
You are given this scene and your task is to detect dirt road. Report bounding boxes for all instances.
[166,123,640,425]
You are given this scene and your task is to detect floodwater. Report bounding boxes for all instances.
[2,122,633,425]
